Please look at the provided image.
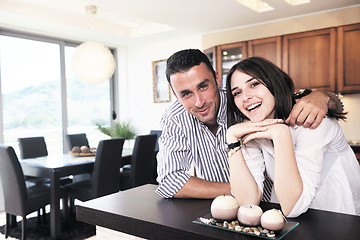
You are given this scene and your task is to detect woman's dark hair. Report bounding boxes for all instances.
[166,49,216,84]
[226,57,346,127]
[226,57,295,127]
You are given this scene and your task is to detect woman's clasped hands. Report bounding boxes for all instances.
[226,119,286,144]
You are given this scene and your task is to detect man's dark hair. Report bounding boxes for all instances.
[166,49,216,84]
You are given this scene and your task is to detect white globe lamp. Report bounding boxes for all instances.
[72,41,116,84]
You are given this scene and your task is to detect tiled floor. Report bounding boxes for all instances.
[0,211,96,240]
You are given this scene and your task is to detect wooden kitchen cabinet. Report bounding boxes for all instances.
[337,23,360,93]
[204,46,217,71]
[204,23,359,93]
[248,36,282,67]
[216,42,247,87]
[282,28,336,92]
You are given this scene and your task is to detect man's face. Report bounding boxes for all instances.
[170,63,220,127]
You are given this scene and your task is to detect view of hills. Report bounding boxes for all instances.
[2,78,110,130]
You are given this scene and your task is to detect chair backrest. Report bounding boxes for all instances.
[67,133,90,150]
[149,130,162,184]
[92,138,125,197]
[18,136,48,159]
[0,145,27,215]
[130,134,157,188]
[149,130,162,152]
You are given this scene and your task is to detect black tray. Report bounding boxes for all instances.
[193,213,299,240]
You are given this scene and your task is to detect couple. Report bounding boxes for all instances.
[155,49,360,217]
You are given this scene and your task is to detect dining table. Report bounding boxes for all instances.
[76,184,360,240]
[19,149,132,240]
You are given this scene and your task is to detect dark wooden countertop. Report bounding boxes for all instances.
[76,184,360,240]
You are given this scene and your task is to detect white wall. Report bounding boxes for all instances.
[339,94,360,141]
[117,35,202,135]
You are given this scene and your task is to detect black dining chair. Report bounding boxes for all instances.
[18,136,48,159]
[0,145,68,240]
[149,130,161,152]
[119,134,157,190]
[149,130,162,184]
[65,138,125,214]
[18,137,51,222]
[66,133,92,182]
[66,133,90,150]
[18,136,73,185]
[18,136,51,188]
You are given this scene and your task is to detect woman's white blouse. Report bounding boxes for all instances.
[242,117,360,217]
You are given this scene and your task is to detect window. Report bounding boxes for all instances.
[65,46,113,149]
[0,30,117,155]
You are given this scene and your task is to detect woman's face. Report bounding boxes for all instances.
[230,70,275,122]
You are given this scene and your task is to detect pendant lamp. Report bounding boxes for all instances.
[72,5,116,84]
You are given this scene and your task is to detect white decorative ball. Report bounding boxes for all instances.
[80,145,90,153]
[72,41,116,84]
[210,195,239,221]
[237,205,263,226]
[261,209,285,231]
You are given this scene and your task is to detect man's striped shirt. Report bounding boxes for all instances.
[156,89,230,198]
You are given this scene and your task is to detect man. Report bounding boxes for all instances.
[155,49,343,199]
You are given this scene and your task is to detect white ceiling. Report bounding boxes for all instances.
[0,0,359,46]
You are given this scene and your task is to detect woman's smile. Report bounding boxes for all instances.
[231,71,275,122]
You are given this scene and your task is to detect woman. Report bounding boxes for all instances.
[225,57,360,217]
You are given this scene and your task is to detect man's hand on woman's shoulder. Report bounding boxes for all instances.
[286,91,329,129]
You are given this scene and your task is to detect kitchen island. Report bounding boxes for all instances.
[76,184,360,240]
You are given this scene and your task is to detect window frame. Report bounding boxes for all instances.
[0,28,118,152]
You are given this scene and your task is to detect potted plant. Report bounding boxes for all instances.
[96,121,137,148]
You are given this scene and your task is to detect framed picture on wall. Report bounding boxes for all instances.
[152,59,171,103]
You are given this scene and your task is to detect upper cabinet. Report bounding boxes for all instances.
[337,23,360,93]
[205,23,360,94]
[203,46,217,71]
[216,42,247,87]
[282,28,336,92]
[248,36,282,68]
